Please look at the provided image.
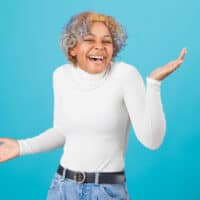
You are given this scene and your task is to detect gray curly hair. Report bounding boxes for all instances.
[60,11,127,65]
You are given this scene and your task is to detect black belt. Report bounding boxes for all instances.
[57,165,126,184]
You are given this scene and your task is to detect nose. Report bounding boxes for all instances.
[94,41,104,50]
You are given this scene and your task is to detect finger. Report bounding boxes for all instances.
[0,152,5,162]
[0,138,8,143]
[166,60,182,72]
[173,60,183,69]
[175,60,183,70]
[177,48,187,61]
[0,156,8,163]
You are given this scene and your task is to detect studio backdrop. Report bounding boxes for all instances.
[0,0,199,199]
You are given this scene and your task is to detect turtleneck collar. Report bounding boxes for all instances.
[75,65,107,81]
[69,63,112,91]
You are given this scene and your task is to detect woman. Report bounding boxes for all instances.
[0,12,186,200]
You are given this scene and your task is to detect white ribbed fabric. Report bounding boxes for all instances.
[17,62,166,172]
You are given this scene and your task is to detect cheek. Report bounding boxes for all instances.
[77,50,88,60]
[80,46,92,56]
[107,46,114,57]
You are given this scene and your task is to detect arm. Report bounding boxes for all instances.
[17,68,66,155]
[17,128,65,155]
[123,66,166,150]
[123,48,187,150]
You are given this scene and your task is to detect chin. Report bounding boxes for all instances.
[93,68,107,74]
[92,63,109,71]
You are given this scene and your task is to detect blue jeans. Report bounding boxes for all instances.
[46,172,131,200]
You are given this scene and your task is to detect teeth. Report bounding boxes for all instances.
[89,55,104,60]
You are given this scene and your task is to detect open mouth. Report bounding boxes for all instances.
[88,55,105,64]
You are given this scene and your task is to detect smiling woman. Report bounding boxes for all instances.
[0,10,187,200]
[69,22,114,74]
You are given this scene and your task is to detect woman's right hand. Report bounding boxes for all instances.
[0,138,20,163]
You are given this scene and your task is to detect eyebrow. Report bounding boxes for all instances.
[86,33,112,38]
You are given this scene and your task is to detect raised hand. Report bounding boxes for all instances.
[0,138,20,163]
[148,48,187,81]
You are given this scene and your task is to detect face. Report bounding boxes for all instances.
[70,22,114,74]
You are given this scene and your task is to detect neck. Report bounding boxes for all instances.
[75,65,108,81]
[69,63,112,91]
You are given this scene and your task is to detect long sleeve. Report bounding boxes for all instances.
[17,69,66,155]
[123,66,166,150]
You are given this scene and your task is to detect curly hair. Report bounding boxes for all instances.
[60,11,127,65]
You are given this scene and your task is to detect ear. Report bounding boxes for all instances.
[69,47,77,57]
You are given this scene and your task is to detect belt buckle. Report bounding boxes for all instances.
[73,171,86,184]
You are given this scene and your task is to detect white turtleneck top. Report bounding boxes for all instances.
[17,62,166,172]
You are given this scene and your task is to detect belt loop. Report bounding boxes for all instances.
[62,168,67,181]
[95,172,100,184]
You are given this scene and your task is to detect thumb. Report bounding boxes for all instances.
[0,138,9,143]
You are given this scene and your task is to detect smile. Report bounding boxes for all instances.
[88,55,105,62]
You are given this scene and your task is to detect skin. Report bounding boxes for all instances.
[0,138,19,162]
[0,22,187,163]
[149,48,187,81]
[70,22,114,74]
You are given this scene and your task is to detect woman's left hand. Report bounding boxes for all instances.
[148,48,187,81]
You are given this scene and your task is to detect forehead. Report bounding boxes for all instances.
[87,22,112,37]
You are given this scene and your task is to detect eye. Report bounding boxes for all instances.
[83,38,94,42]
[102,40,112,44]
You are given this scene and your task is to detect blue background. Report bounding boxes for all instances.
[0,0,199,199]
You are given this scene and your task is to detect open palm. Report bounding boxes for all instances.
[149,48,187,81]
[0,138,20,163]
